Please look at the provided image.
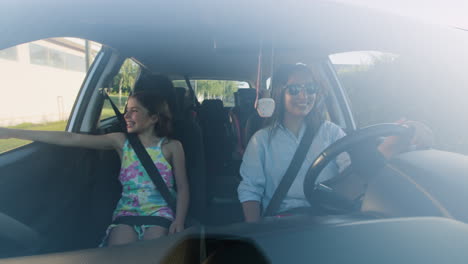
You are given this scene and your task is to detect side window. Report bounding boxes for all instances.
[329,51,400,127]
[193,80,249,107]
[171,80,249,107]
[0,38,102,154]
[99,59,141,121]
[172,80,188,88]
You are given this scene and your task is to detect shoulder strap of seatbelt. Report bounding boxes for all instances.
[126,133,177,211]
[102,91,177,212]
[263,124,316,216]
[103,91,127,133]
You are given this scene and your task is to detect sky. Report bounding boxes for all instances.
[332,0,468,29]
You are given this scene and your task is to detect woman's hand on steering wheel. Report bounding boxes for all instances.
[303,123,410,213]
[378,120,434,159]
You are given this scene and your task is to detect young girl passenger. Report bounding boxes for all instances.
[0,92,189,246]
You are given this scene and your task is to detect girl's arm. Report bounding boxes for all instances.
[168,140,189,233]
[0,127,125,151]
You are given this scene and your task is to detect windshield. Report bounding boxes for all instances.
[1,1,468,262]
[331,48,468,155]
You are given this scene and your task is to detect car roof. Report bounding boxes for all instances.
[1,0,465,81]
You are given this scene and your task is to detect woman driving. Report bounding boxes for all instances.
[238,63,432,222]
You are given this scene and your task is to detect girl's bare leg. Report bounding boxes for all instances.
[107,224,138,246]
[143,226,168,240]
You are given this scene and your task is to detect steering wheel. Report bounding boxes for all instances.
[303,123,411,213]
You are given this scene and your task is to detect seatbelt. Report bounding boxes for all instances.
[263,124,316,216]
[127,133,177,211]
[102,91,177,212]
[254,40,263,110]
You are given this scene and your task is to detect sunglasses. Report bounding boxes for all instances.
[285,83,318,96]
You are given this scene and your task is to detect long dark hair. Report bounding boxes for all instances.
[134,73,178,119]
[130,92,173,137]
[266,63,326,133]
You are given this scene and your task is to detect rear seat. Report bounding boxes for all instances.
[244,111,267,149]
[175,87,199,121]
[229,89,257,158]
[197,99,236,201]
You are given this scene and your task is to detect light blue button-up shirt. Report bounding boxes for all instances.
[238,120,350,213]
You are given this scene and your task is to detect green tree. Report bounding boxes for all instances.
[112,60,140,106]
[195,80,238,106]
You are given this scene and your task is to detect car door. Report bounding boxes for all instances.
[0,41,121,258]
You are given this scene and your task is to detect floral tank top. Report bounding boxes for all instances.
[113,138,176,221]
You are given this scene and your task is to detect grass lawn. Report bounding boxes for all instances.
[0,120,68,153]
[0,94,128,154]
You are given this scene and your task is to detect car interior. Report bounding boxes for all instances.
[2,1,468,263]
[0,40,354,258]
[2,42,468,262]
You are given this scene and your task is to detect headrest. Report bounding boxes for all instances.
[236,89,256,110]
[175,87,186,95]
[199,99,226,122]
[175,87,186,113]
